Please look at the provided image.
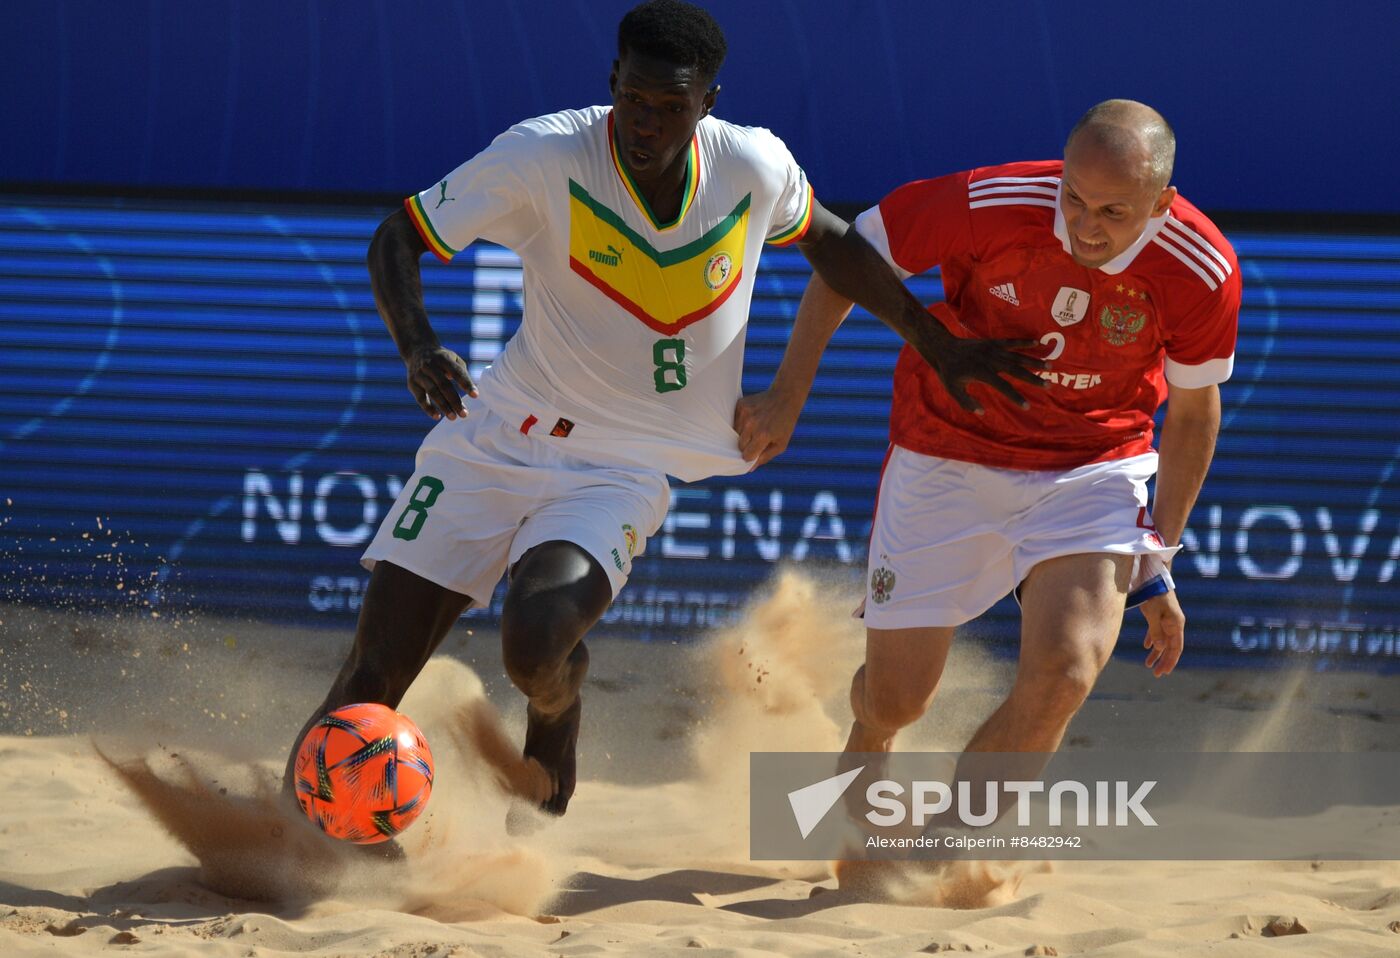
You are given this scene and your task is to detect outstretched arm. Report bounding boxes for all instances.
[800,203,1046,412]
[1140,381,1221,677]
[367,207,477,421]
[734,273,855,465]
[734,200,1047,464]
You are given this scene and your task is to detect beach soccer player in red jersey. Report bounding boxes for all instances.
[740,100,1241,886]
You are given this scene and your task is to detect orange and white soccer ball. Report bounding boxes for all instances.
[293,703,434,844]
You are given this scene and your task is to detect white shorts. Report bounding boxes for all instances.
[362,402,670,606]
[862,448,1179,630]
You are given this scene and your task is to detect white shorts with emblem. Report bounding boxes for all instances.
[362,401,670,606]
[863,447,1178,629]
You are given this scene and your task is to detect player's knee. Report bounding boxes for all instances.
[852,666,934,734]
[1017,652,1101,715]
[503,630,588,699]
[867,690,935,734]
[502,642,557,696]
[504,599,579,694]
[501,589,587,644]
[501,570,600,642]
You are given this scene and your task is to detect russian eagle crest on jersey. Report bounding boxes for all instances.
[1100,303,1148,346]
[403,106,814,481]
[854,160,1241,471]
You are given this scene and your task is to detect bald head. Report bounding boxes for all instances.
[1066,99,1176,191]
[1058,100,1178,268]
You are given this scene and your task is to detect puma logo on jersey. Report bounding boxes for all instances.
[589,244,624,267]
[988,282,1020,305]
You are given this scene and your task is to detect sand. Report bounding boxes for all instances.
[2,569,1398,957]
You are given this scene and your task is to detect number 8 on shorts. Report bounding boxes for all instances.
[393,476,445,541]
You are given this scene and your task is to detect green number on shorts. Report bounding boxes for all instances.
[392,476,444,541]
[652,338,687,393]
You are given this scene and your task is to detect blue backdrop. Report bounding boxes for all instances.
[3,0,1398,213]
[2,1,1398,668]
[1,197,1397,668]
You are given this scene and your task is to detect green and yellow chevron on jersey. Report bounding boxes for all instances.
[568,179,750,334]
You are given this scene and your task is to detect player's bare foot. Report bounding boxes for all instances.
[523,695,581,816]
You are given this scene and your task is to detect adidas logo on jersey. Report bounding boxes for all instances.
[988,282,1020,306]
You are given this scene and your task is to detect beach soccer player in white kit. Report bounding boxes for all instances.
[284,0,1046,822]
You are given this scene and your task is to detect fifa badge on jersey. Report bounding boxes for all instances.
[1099,304,1148,346]
[1051,286,1090,326]
[704,252,733,290]
[870,566,896,604]
[622,524,638,557]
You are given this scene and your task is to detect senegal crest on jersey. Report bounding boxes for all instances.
[568,179,749,334]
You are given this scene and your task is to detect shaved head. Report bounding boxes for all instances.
[1058,99,1178,268]
[1066,99,1176,191]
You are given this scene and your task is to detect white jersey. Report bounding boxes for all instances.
[405,106,815,482]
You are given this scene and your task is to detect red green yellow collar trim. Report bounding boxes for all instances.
[608,112,700,233]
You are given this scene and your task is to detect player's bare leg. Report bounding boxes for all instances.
[501,540,612,817]
[834,625,954,896]
[278,563,470,862]
[282,561,473,795]
[845,625,956,752]
[912,553,1133,840]
[962,552,1130,755]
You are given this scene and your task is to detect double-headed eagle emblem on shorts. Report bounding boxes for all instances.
[870,566,896,604]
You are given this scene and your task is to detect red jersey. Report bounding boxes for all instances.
[856,160,1240,470]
